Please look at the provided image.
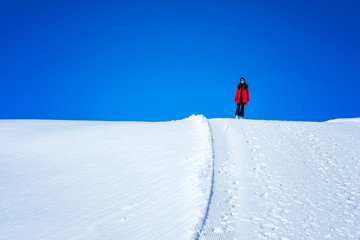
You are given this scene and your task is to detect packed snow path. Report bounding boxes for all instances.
[200,118,360,239]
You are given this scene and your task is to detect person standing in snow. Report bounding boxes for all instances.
[234,77,249,119]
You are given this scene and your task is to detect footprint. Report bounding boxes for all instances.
[257,162,266,168]
[226,225,234,232]
[226,199,234,204]
[253,167,262,172]
[260,193,269,198]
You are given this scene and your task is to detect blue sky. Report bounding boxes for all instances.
[1,0,359,122]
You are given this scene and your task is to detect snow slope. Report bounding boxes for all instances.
[200,118,360,239]
[0,116,213,240]
[1,116,360,239]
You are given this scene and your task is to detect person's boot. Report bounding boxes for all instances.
[235,115,238,119]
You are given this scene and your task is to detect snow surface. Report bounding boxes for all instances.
[200,118,360,239]
[0,116,213,240]
[1,116,360,239]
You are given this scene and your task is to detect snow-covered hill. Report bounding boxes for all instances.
[1,116,360,239]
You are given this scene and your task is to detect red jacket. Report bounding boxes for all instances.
[235,85,249,105]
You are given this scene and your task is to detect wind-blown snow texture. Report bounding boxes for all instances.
[1,116,360,239]
[0,116,213,240]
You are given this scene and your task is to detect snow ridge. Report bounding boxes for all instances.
[193,117,215,240]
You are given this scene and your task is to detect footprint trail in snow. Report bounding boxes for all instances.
[199,118,360,240]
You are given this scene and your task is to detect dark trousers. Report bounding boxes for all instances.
[235,100,245,117]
